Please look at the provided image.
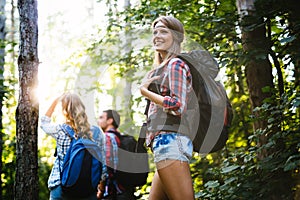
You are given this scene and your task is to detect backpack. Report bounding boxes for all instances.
[146,50,233,153]
[106,129,149,188]
[59,124,104,198]
[177,50,233,153]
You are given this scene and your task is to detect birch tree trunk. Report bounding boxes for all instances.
[14,0,39,199]
[0,0,6,197]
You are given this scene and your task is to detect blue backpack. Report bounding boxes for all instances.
[59,124,105,198]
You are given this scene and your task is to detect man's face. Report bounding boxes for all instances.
[97,112,109,131]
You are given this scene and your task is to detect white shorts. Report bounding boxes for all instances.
[152,133,193,163]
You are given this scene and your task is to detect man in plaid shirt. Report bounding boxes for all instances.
[97,109,136,200]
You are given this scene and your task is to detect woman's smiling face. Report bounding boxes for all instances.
[152,21,174,55]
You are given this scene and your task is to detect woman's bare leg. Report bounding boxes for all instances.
[149,171,169,200]
[150,160,195,200]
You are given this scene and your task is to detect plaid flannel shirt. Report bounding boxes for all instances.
[105,129,120,170]
[146,58,192,145]
[40,116,72,189]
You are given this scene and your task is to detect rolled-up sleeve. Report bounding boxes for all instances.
[40,116,62,139]
[162,58,192,116]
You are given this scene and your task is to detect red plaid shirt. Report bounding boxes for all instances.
[146,58,192,145]
[105,128,120,169]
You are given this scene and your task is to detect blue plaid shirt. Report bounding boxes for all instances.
[40,116,71,189]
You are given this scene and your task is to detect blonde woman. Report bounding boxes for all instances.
[40,93,105,200]
[140,16,195,200]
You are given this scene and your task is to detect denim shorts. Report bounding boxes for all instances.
[152,133,193,163]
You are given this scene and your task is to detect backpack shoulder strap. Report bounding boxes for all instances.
[57,124,76,180]
[106,129,121,138]
[106,129,121,145]
[143,66,166,116]
[61,124,76,139]
[136,123,147,153]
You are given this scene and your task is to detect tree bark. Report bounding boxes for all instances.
[237,0,274,159]
[14,0,39,199]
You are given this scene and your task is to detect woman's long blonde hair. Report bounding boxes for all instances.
[61,92,92,139]
[152,15,185,67]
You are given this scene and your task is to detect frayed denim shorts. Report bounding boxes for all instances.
[152,133,193,163]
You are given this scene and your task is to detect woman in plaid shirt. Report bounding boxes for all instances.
[40,93,105,200]
[140,16,195,200]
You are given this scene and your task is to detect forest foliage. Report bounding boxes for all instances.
[1,0,299,199]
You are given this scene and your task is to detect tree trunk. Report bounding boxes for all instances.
[237,0,274,158]
[14,0,39,199]
[0,0,6,198]
[237,1,294,199]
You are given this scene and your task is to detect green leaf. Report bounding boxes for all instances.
[280,36,296,44]
[293,97,300,107]
[221,165,239,173]
[224,177,237,185]
[284,155,300,171]
[204,180,220,188]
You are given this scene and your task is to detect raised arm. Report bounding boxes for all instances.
[45,96,61,117]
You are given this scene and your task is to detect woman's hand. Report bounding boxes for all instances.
[140,74,164,106]
[140,74,160,90]
[96,180,105,199]
[44,95,62,117]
